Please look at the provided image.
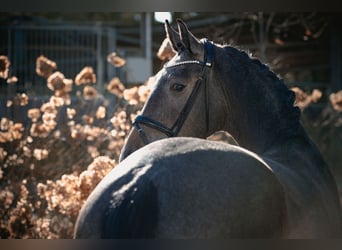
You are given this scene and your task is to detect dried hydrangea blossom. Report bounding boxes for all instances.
[35,156,115,237]
[123,86,139,105]
[0,147,7,161]
[7,182,35,239]
[157,38,176,61]
[78,156,116,199]
[95,106,106,119]
[23,146,32,158]
[40,101,57,115]
[291,87,322,109]
[4,153,24,167]
[36,55,57,78]
[0,131,12,143]
[7,76,18,84]
[107,52,126,68]
[311,89,322,102]
[107,77,125,97]
[87,145,99,158]
[66,108,76,119]
[34,218,57,239]
[47,71,72,92]
[54,78,72,102]
[75,66,96,85]
[107,138,125,158]
[6,100,13,107]
[27,108,41,122]
[330,90,342,112]
[14,93,29,106]
[0,121,24,142]
[0,187,14,209]
[33,148,49,161]
[110,110,127,127]
[42,113,57,129]
[1,117,10,131]
[138,84,150,103]
[0,55,10,79]
[81,115,94,125]
[83,86,98,100]
[49,96,64,107]
[10,123,24,140]
[30,123,52,138]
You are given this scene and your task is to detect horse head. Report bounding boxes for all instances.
[120,19,229,161]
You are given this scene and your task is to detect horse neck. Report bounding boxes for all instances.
[216,46,302,155]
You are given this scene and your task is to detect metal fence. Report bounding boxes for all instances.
[0,23,117,96]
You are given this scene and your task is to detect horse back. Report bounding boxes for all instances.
[74,137,287,238]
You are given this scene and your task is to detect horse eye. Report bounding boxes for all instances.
[171,83,186,92]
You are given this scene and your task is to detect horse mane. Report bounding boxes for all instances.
[221,44,302,143]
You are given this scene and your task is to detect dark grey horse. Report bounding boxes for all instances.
[74,19,342,238]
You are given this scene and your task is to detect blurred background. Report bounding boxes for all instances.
[1,11,341,171]
[1,12,342,92]
[0,12,341,238]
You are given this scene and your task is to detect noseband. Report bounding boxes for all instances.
[133,39,214,144]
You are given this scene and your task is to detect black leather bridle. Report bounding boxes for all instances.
[133,39,214,144]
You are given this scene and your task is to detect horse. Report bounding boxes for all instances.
[74,19,342,238]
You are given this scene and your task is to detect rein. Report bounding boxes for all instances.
[133,39,214,144]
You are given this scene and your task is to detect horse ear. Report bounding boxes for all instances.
[176,19,203,55]
[164,19,183,53]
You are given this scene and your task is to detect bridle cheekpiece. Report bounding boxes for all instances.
[133,39,214,144]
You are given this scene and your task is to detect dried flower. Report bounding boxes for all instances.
[67,108,76,119]
[0,188,14,209]
[82,115,94,125]
[41,101,57,115]
[7,76,18,84]
[291,87,322,109]
[107,77,125,97]
[33,148,49,160]
[27,108,41,122]
[107,52,126,67]
[95,106,106,119]
[110,110,127,127]
[0,55,10,79]
[87,146,99,158]
[83,86,98,100]
[75,66,96,85]
[0,147,7,161]
[330,90,342,112]
[36,55,57,78]
[1,117,10,131]
[311,89,322,103]
[157,38,176,61]
[0,119,24,142]
[274,38,285,46]
[10,123,24,140]
[42,112,57,129]
[6,100,13,107]
[14,93,29,106]
[123,86,139,105]
[49,96,64,107]
[78,156,116,199]
[47,72,65,91]
[30,123,52,138]
[138,84,150,103]
[0,132,11,143]
[23,146,32,158]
